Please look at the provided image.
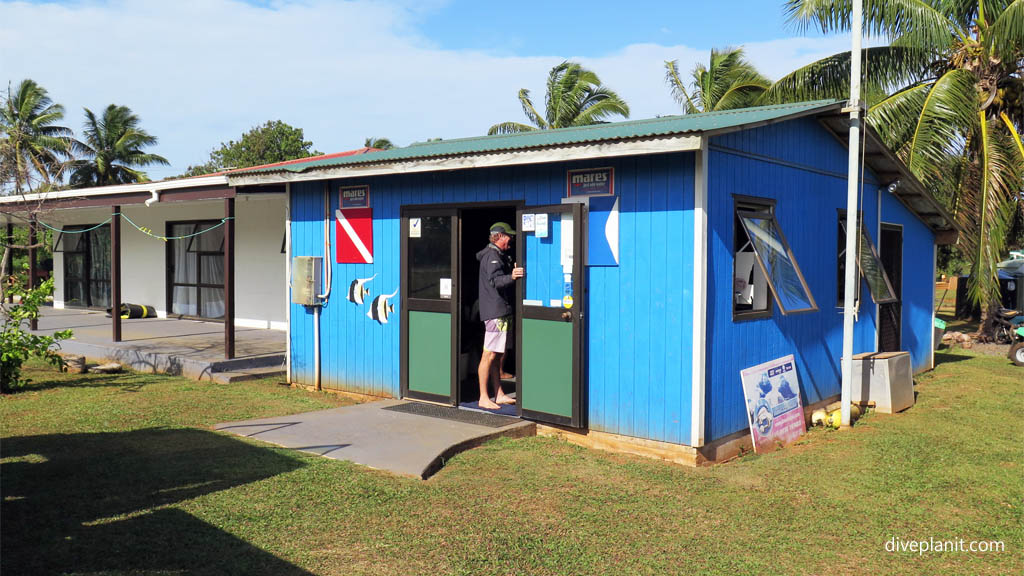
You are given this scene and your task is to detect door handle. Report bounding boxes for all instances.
[561,311,572,321]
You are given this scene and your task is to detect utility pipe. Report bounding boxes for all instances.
[314,306,321,391]
[317,181,333,301]
[314,182,333,391]
[840,0,864,428]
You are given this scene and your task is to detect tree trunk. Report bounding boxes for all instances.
[1,245,8,304]
[975,300,1002,342]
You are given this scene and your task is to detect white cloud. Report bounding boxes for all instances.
[0,0,852,179]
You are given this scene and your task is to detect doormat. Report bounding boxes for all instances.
[383,402,520,428]
[458,401,518,417]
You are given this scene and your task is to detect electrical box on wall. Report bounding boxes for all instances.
[291,256,322,305]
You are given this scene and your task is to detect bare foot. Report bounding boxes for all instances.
[499,372,515,380]
[478,398,501,410]
[495,394,515,405]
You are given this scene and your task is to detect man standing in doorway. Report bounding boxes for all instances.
[476,222,524,410]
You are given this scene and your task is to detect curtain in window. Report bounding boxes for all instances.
[169,222,226,318]
[88,227,111,308]
[171,224,197,315]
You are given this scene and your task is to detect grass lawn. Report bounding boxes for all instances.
[2,353,1021,575]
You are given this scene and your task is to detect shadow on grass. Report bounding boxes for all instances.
[1,428,312,575]
[17,371,163,393]
[933,351,973,367]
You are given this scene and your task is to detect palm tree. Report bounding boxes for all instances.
[664,47,771,113]
[364,137,394,150]
[0,79,76,195]
[69,104,169,187]
[488,61,630,135]
[768,0,1024,335]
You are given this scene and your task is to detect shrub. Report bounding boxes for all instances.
[1,276,72,392]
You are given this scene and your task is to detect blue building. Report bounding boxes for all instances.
[230,100,956,461]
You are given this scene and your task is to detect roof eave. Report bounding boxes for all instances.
[0,175,234,214]
[227,100,845,183]
[817,113,960,241]
[227,133,705,186]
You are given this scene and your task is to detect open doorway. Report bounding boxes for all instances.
[457,205,518,410]
[879,224,903,352]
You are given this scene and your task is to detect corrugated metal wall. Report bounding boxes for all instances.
[290,153,696,445]
[705,117,885,442]
[880,190,936,373]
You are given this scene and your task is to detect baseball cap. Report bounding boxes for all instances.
[490,222,516,236]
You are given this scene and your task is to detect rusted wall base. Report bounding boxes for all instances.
[536,394,849,467]
[699,393,844,462]
[290,383,391,404]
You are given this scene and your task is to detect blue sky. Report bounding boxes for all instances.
[417,0,826,56]
[1,1,850,180]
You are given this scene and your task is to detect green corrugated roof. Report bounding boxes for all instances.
[232,100,843,176]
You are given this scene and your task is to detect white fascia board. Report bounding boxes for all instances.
[0,175,229,205]
[227,135,703,186]
[691,137,708,448]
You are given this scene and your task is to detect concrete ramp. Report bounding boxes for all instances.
[214,400,535,479]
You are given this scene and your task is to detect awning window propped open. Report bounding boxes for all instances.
[738,211,818,314]
[839,219,898,304]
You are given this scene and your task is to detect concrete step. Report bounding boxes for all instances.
[208,354,286,373]
[208,365,287,384]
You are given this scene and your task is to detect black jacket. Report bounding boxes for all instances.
[477,243,514,321]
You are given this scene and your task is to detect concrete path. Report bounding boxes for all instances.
[32,307,284,381]
[214,400,535,479]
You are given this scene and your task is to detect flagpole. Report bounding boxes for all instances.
[840,0,864,427]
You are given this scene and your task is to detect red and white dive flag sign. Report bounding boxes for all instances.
[336,208,373,264]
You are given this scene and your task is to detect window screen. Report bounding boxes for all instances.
[839,219,897,304]
[738,210,818,314]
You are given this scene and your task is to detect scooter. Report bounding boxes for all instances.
[994,308,1024,366]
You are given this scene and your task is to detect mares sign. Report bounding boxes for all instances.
[566,167,614,197]
[340,185,370,209]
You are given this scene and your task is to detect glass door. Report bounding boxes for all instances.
[515,203,584,427]
[59,224,110,309]
[61,229,89,308]
[401,207,458,404]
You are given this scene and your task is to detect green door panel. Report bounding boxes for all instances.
[521,318,573,417]
[408,311,451,397]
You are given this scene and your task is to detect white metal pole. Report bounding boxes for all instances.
[285,183,292,384]
[841,0,864,427]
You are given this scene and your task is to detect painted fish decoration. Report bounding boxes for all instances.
[347,274,376,305]
[367,288,398,324]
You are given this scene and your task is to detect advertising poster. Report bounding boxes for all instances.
[739,354,806,453]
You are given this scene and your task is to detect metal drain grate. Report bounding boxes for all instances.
[383,402,520,428]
